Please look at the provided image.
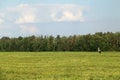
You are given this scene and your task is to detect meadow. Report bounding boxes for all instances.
[0,52,120,80]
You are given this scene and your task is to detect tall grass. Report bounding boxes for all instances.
[0,52,120,80]
[0,67,6,80]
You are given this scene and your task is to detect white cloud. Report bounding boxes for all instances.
[51,11,84,22]
[17,4,29,8]
[0,18,4,24]
[14,4,36,24]
[15,13,36,24]
[0,3,89,37]
[0,13,5,18]
[0,13,5,24]
[2,4,88,23]
[20,25,38,34]
[49,4,86,22]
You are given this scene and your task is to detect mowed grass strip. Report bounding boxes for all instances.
[0,52,120,80]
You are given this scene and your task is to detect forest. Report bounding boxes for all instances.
[0,32,120,52]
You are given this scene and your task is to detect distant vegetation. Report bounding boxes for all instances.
[0,32,120,51]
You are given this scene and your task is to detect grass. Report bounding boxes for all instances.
[0,52,120,80]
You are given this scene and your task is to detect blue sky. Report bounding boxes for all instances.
[0,0,120,37]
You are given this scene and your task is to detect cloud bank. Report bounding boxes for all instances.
[1,4,87,23]
[0,4,88,36]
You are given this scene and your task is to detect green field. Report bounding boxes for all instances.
[0,52,120,80]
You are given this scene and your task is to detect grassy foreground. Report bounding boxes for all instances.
[0,52,120,80]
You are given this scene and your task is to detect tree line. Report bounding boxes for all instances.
[0,32,120,52]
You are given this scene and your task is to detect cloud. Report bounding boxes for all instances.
[0,13,5,24]
[0,18,4,24]
[15,4,36,24]
[51,11,84,22]
[15,13,36,24]
[20,25,38,34]
[0,13,5,17]
[45,4,87,22]
[1,4,88,23]
[0,4,89,36]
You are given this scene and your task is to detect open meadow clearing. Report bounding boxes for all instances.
[0,52,120,80]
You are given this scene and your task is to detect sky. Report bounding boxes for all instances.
[0,0,120,37]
